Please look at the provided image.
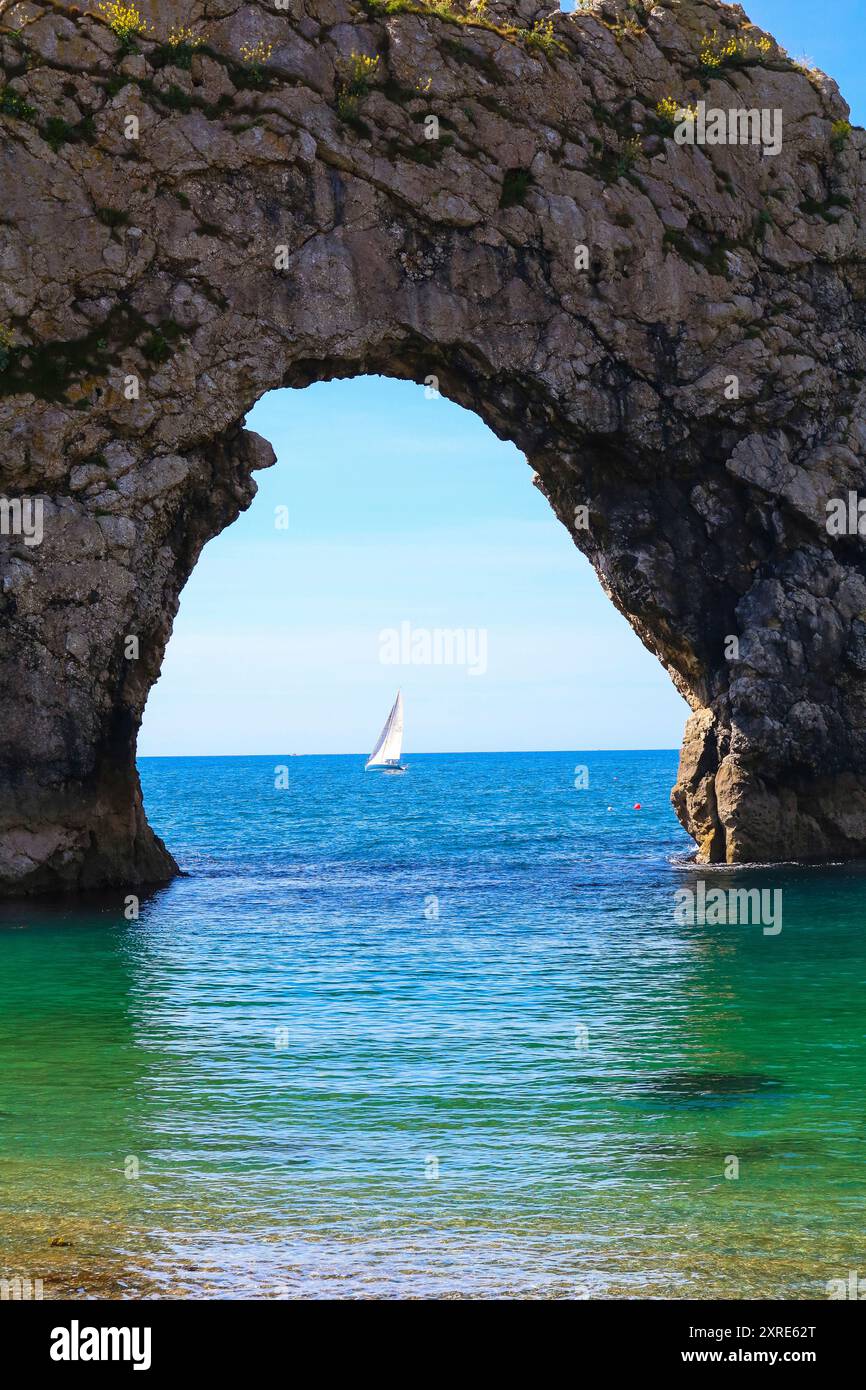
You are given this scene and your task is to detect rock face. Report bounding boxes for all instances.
[1,0,865,894]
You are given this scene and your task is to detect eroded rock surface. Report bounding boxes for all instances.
[1,0,865,892]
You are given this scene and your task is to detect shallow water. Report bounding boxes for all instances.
[1,752,864,1298]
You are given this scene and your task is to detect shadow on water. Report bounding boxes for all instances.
[0,889,172,1296]
[621,1071,784,1110]
[0,882,171,927]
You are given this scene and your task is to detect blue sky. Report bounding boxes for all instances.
[138,2,864,758]
[729,0,864,116]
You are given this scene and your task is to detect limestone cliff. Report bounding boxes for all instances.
[1,0,865,893]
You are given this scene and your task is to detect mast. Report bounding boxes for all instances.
[366,690,404,768]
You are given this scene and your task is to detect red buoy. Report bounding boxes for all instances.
[633,802,641,809]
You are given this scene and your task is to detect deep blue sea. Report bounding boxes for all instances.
[2,751,866,1299]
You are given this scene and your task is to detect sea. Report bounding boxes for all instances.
[1,750,864,1299]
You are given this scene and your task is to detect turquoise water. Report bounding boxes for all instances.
[1,751,865,1299]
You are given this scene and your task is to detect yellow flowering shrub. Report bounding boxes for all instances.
[240,41,274,66]
[656,97,697,130]
[96,2,151,42]
[167,25,203,50]
[700,28,773,72]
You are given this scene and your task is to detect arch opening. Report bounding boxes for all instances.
[137,374,691,769]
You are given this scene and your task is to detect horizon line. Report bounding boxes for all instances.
[138,747,680,759]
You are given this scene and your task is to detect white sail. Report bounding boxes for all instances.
[366,690,404,768]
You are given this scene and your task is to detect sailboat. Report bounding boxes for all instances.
[365,690,406,772]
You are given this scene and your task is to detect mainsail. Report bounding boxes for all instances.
[366,690,404,769]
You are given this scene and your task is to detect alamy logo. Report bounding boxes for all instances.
[379,621,488,676]
[826,492,866,535]
[674,880,782,936]
[675,101,783,157]
[0,1275,43,1299]
[827,1270,865,1299]
[0,495,43,546]
[50,1320,152,1372]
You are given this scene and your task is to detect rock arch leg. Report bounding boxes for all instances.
[536,449,866,868]
[0,426,274,895]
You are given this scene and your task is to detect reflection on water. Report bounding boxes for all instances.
[1,752,865,1299]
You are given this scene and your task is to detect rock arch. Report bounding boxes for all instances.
[1,0,865,894]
